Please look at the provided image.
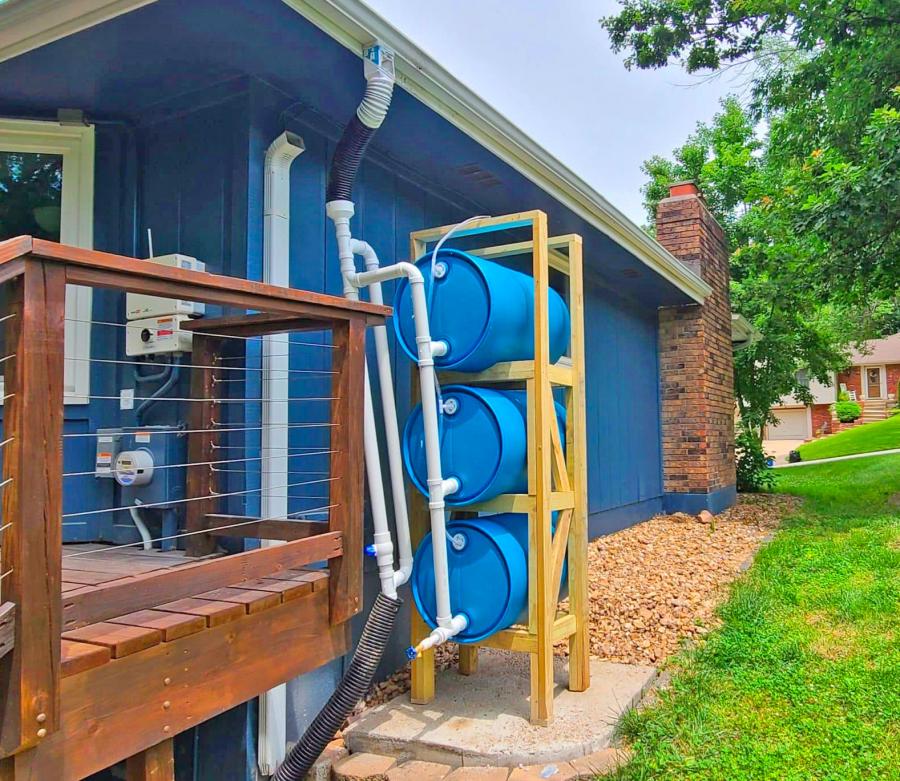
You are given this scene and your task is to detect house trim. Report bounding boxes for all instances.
[0,0,713,305]
[0,117,94,403]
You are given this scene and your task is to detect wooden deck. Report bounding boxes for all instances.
[0,238,379,780]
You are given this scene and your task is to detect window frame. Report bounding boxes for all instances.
[0,118,94,404]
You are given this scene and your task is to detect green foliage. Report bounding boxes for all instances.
[833,400,862,422]
[612,454,900,780]
[838,389,851,402]
[798,414,900,460]
[603,0,900,319]
[735,425,777,492]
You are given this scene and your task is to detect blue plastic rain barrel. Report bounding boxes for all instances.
[403,386,565,507]
[393,249,570,372]
[412,513,566,643]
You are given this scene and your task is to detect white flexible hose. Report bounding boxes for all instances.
[357,72,394,129]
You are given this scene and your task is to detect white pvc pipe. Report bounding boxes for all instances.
[350,238,413,588]
[350,262,468,649]
[327,201,398,600]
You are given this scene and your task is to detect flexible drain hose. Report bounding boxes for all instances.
[326,72,393,202]
[272,592,402,781]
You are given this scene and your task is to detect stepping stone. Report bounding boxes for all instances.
[445,769,509,780]
[508,763,576,781]
[332,752,397,781]
[387,760,452,781]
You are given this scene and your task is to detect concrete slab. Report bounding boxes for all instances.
[345,651,656,768]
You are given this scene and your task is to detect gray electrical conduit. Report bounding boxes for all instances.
[273,51,401,781]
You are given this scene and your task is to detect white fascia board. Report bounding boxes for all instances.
[0,0,712,303]
[281,0,711,304]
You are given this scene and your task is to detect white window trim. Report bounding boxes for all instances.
[0,118,94,404]
[860,364,887,400]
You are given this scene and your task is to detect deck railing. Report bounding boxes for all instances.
[0,236,383,760]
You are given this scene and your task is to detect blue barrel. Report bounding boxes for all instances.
[412,513,567,643]
[393,249,570,372]
[402,386,565,507]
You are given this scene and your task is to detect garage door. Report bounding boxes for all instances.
[766,408,810,440]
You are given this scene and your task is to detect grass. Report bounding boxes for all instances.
[612,454,900,781]
[796,413,900,461]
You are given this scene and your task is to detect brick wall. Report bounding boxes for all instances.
[885,363,900,402]
[656,182,736,508]
[811,404,832,437]
[837,368,862,399]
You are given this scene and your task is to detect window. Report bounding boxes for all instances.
[0,119,94,403]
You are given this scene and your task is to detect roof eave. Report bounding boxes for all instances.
[0,0,713,303]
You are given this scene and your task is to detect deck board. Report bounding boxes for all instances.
[107,609,206,641]
[155,598,245,626]
[195,587,281,613]
[61,640,111,677]
[62,623,162,658]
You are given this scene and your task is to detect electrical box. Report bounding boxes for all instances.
[126,314,194,356]
[94,428,123,478]
[126,254,206,320]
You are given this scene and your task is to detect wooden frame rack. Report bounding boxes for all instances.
[0,236,386,779]
[407,211,589,725]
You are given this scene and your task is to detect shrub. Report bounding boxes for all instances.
[834,400,862,422]
[837,389,851,402]
[736,427,777,493]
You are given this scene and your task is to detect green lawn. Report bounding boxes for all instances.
[796,413,900,461]
[613,455,900,781]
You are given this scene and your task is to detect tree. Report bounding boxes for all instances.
[603,0,900,309]
[641,98,850,435]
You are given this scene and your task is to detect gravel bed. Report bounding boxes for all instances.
[353,493,797,714]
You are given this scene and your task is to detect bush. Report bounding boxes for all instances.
[838,389,851,402]
[736,427,777,493]
[834,400,862,422]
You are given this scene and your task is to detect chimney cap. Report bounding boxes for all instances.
[668,180,699,197]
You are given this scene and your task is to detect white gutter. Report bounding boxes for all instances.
[259,130,305,777]
[0,0,711,304]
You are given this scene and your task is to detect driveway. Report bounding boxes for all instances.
[763,439,805,465]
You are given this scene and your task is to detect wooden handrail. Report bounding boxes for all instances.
[0,236,390,323]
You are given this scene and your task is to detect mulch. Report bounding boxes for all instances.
[353,493,799,715]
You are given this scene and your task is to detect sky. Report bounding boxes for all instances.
[365,0,740,225]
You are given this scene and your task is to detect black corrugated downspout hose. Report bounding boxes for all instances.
[272,593,402,781]
[273,63,397,781]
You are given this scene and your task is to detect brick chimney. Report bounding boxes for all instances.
[656,181,736,514]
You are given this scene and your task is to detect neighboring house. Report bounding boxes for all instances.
[767,333,900,440]
[0,2,738,778]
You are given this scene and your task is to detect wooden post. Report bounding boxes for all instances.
[565,237,590,692]
[458,645,478,676]
[184,334,221,557]
[0,259,66,755]
[328,318,366,625]
[125,738,175,781]
[529,211,555,725]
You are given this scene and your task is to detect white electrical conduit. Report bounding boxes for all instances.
[128,499,153,551]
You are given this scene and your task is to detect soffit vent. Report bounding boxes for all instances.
[455,162,502,188]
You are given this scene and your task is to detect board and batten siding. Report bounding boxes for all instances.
[583,275,664,535]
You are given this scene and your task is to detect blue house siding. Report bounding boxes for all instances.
[583,275,664,536]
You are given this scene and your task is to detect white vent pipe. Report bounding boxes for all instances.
[258,130,305,778]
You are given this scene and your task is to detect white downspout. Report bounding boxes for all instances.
[258,130,304,778]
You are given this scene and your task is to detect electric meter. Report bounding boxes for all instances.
[113,449,155,487]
